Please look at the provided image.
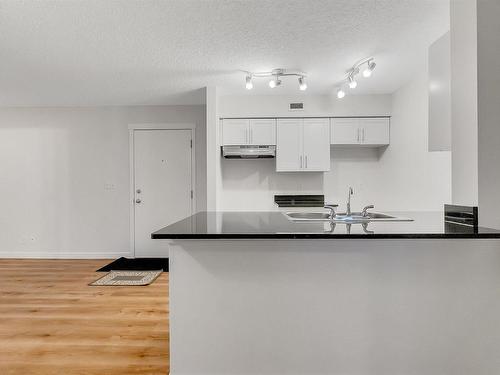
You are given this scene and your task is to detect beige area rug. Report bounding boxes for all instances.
[90,270,162,286]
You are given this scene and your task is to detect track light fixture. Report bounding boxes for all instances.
[335,57,376,99]
[243,69,307,90]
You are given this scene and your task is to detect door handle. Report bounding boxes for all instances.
[300,155,303,169]
[135,199,141,204]
[357,128,360,143]
[305,155,308,169]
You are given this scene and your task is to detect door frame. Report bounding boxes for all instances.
[128,123,196,257]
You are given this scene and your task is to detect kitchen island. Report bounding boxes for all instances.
[153,211,500,375]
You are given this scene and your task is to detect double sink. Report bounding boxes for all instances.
[284,211,412,223]
[283,188,413,223]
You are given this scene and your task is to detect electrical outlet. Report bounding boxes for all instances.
[19,235,28,245]
[104,183,116,191]
[19,235,37,245]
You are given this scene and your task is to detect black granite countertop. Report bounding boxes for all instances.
[151,211,500,239]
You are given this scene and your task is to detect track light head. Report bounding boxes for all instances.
[348,75,357,89]
[245,75,253,90]
[362,60,376,78]
[336,87,346,99]
[298,76,307,91]
[269,77,281,88]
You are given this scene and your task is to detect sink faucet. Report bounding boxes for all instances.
[361,205,375,217]
[324,204,339,219]
[346,187,354,216]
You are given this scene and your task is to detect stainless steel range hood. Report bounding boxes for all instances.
[222,145,276,159]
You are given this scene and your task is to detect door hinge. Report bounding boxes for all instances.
[191,190,193,199]
[190,139,193,148]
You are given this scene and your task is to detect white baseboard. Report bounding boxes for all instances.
[0,251,132,259]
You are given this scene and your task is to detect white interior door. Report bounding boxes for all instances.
[133,129,193,257]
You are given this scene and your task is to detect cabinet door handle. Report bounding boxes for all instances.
[300,155,303,169]
[246,129,248,144]
[250,128,253,144]
[305,155,308,169]
[357,128,360,143]
[362,128,365,143]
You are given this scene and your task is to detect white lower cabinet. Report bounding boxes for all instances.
[331,117,390,146]
[276,118,330,172]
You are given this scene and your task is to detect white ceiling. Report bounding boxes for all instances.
[0,0,449,106]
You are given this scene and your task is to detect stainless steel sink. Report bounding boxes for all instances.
[284,212,332,220]
[361,212,395,219]
[335,212,399,220]
[284,211,412,222]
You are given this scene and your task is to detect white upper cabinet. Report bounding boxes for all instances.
[276,118,330,172]
[276,119,303,171]
[222,119,276,145]
[361,118,390,145]
[331,117,390,146]
[302,118,331,171]
[330,118,360,145]
[249,119,276,145]
[222,119,249,145]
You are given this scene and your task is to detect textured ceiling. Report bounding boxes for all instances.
[0,0,449,106]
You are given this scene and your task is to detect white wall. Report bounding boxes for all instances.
[450,0,478,206]
[361,71,451,211]
[428,31,451,152]
[218,75,451,212]
[477,0,500,229]
[219,94,392,118]
[0,105,206,258]
[447,0,500,229]
[206,86,222,210]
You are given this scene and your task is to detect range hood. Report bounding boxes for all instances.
[222,145,276,159]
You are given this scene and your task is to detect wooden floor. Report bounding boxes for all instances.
[0,259,169,375]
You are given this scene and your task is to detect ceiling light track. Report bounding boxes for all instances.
[335,57,376,99]
[244,69,307,90]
